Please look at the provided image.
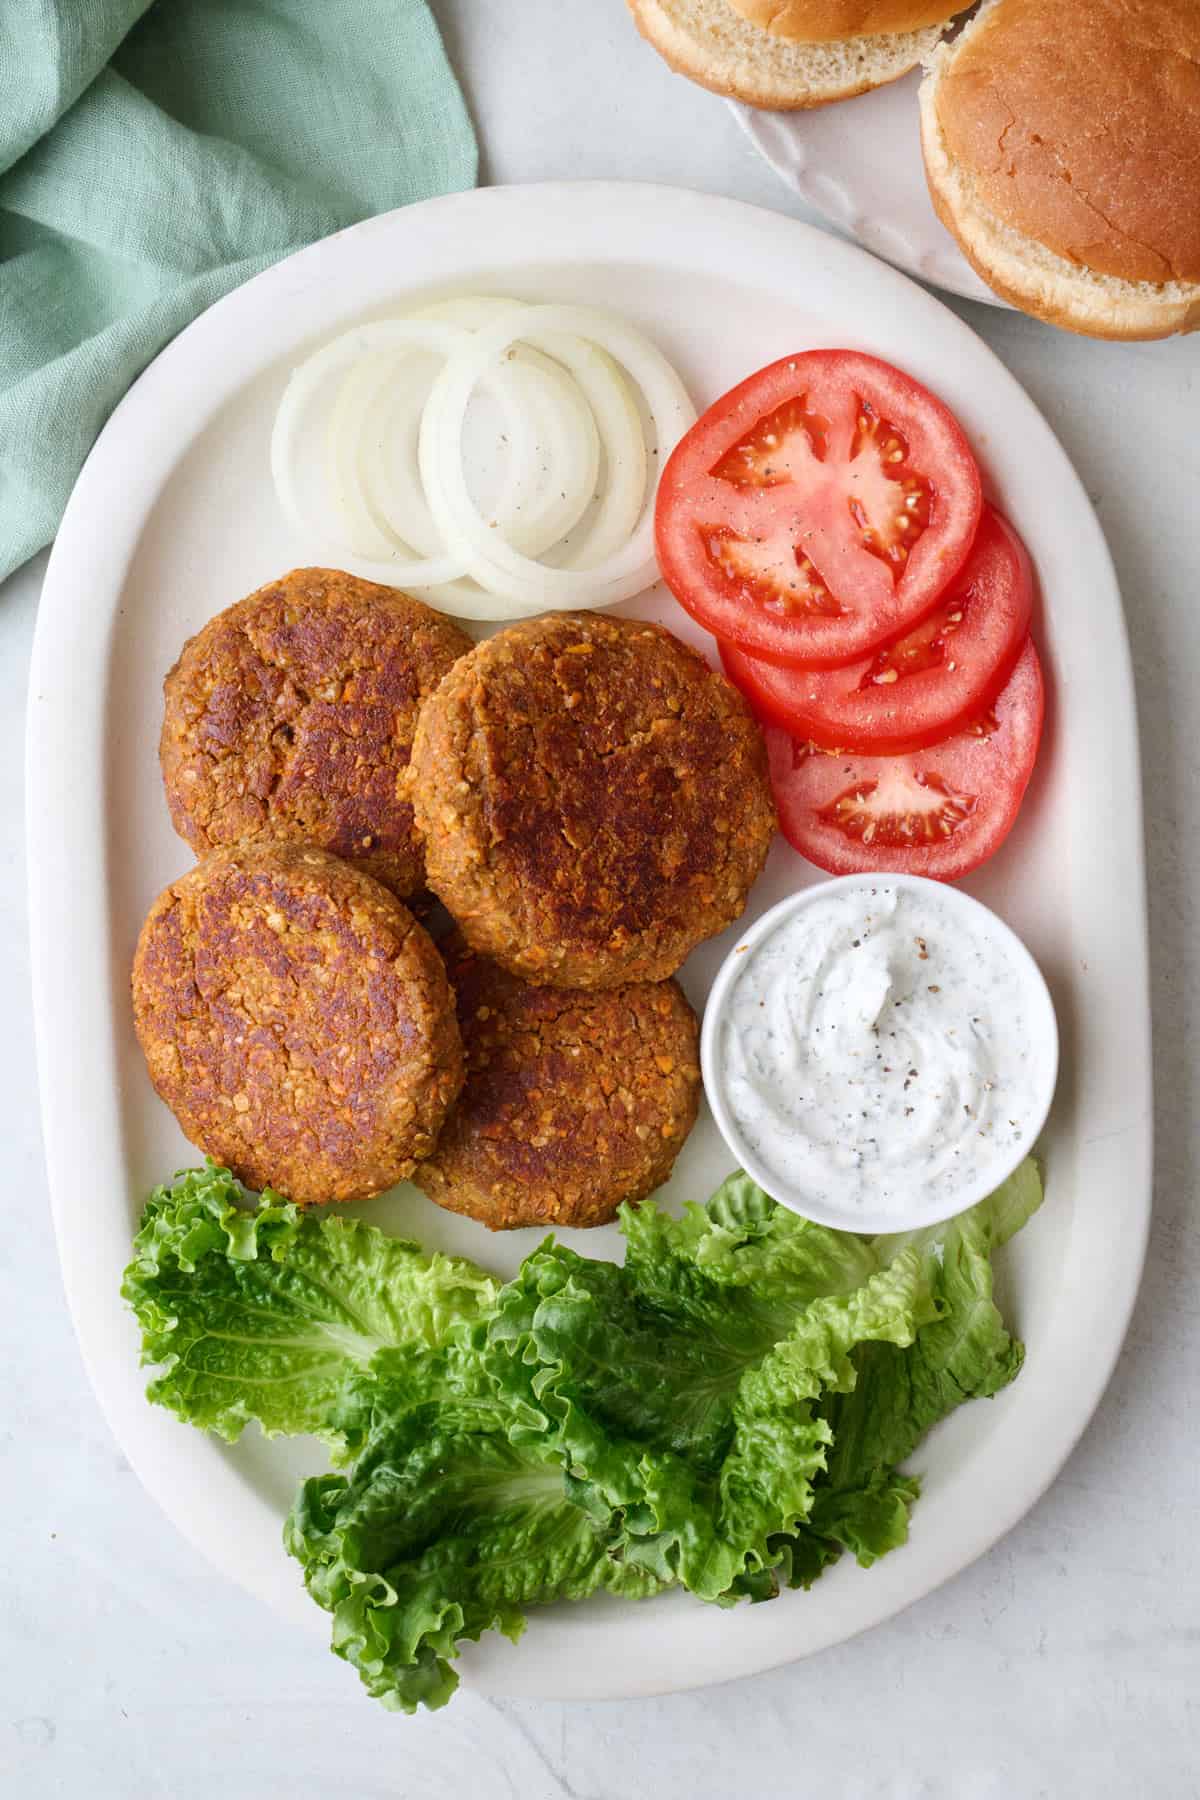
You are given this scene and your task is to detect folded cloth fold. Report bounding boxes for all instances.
[0,0,477,583]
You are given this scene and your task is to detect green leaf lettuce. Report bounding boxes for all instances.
[123,1159,1043,1713]
[121,1165,498,1445]
[286,1340,660,1713]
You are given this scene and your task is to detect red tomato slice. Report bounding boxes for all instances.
[721,505,1033,754]
[655,350,983,669]
[766,639,1044,881]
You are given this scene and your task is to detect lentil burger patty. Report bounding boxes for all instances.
[160,568,471,899]
[415,935,701,1229]
[407,613,777,986]
[131,844,463,1205]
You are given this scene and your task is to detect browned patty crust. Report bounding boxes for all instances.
[131,844,464,1205]
[160,568,472,898]
[415,936,701,1229]
[407,613,777,987]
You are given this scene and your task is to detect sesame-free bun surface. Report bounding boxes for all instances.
[629,0,949,107]
[921,0,1200,339]
[728,0,963,42]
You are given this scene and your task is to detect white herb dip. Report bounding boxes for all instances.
[704,876,1057,1230]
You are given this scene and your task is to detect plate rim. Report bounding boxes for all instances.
[26,180,1152,1702]
[727,95,1012,310]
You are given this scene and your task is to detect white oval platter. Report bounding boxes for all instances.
[27,183,1149,1701]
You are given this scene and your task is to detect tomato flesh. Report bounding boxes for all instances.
[655,350,983,668]
[766,639,1045,881]
[721,506,1034,754]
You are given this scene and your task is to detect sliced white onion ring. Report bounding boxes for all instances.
[418,305,695,609]
[497,351,601,558]
[327,336,598,562]
[328,350,414,558]
[326,345,599,616]
[271,318,473,587]
[271,299,697,619]
[332,354,521,613]
[342,348,528,558]
[343,300,533,562]
[359,365,599,610]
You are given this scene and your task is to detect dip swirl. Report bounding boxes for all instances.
[708,877,1056,1228]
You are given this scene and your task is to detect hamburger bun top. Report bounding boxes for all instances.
[726,0,964,40]
[931,0,1200,286]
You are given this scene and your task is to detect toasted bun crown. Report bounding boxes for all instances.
[728,0,963,40]
[933,0,1200,285]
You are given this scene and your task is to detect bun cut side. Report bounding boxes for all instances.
[921,0,1200,338]
[629,0,950,107]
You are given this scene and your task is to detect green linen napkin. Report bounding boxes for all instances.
[0,0,477,583]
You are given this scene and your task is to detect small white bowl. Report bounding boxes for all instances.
[700,873,1059,1235]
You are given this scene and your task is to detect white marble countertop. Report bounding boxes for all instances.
[3,3,1197,1794]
